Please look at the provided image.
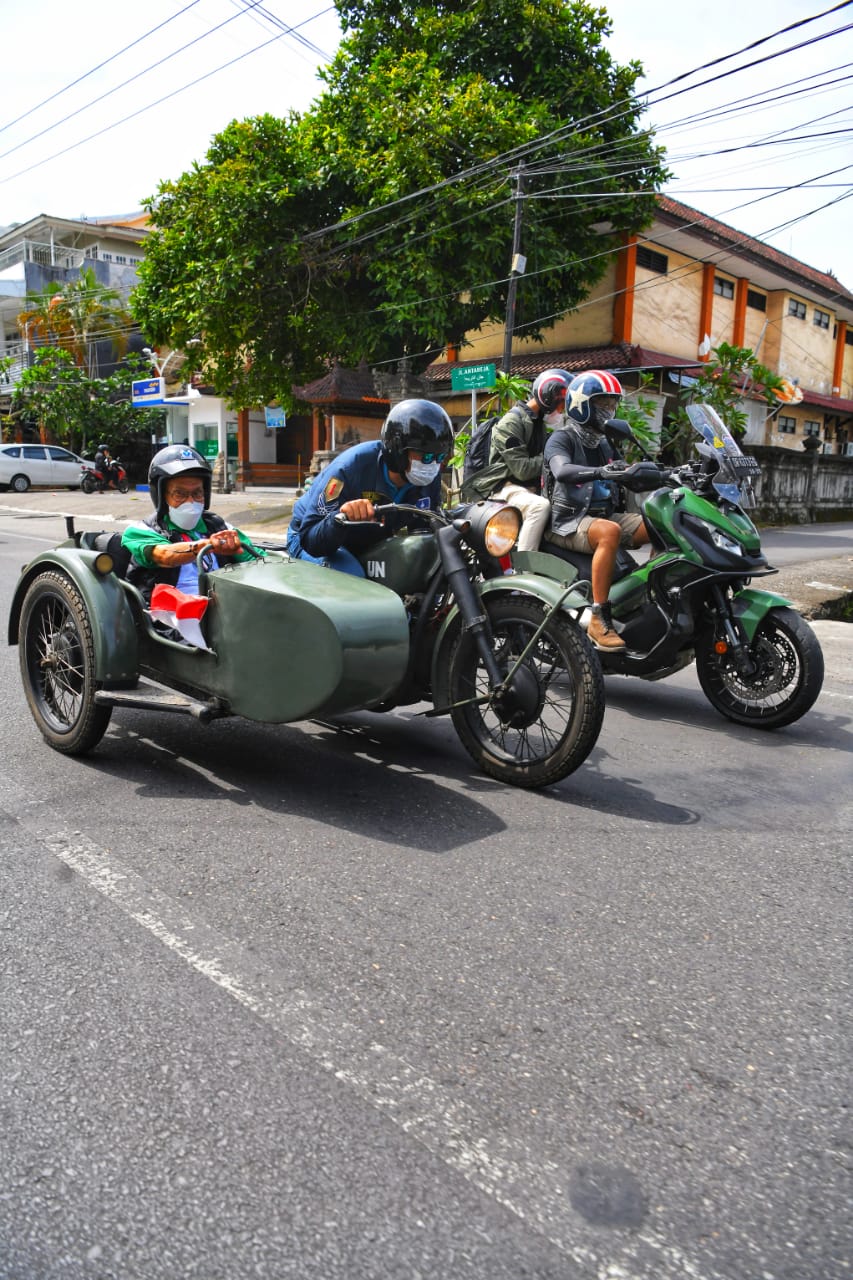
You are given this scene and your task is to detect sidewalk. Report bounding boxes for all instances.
[1,487,851,620]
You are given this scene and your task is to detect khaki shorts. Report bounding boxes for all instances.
[545,512,643,554]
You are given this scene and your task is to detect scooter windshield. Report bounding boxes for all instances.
[686,403,760,507]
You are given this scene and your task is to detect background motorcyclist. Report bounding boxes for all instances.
[286,398,452,576]
[93,442,116,487]
[543,371,652,651]
[122,445,257,600]
[460,368,571,552]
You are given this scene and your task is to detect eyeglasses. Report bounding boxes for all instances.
[409,450,447,465]
[169,486,205,503]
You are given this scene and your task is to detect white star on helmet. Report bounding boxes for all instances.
[568,385,590,415]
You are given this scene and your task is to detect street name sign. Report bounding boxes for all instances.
[450,362,496,392]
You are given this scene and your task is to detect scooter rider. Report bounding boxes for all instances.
[461,368,571,553]
[287,398,453,576]
[543,371,651,651]
[93,442,116,487]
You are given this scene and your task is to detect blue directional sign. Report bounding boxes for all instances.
[132,377,166,405]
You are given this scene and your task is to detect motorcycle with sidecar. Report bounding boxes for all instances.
[8,499,605,789]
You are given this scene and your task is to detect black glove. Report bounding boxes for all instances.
[601,461,663,491]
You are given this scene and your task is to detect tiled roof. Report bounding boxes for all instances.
[657,196,853,302]
[424,343,637,386]
[293,362,390,405]
[796,387,853,415]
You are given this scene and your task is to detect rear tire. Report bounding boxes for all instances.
[19,571,112,754]
[447,596,605,788]
[118,478,129,494]
[696,606,823,729]
[11,474,30,493]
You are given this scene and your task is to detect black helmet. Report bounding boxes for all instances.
[564,371,624,430]
[531,368,572,414]
[380,399,453,477]
[97,442,109,452]
[148,444,211,521]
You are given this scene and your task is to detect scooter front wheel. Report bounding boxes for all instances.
[80,473,97,494]
[696,606,824,729]
[447,596,605,788]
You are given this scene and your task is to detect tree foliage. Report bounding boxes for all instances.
[9,349,165,455]
[665,343,786,459]
[132,0,667,406]
[17,267,132,377]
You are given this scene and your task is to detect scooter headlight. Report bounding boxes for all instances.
[710,528,744,556]
[483,506,522,557]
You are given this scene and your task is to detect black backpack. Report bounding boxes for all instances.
[461,405,524,487]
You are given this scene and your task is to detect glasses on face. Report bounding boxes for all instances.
[409,450,447,465]
[168,486,205,503]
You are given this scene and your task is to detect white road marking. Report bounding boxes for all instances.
[21,824,715,1280]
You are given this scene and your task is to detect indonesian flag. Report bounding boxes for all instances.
[150,584,210,650]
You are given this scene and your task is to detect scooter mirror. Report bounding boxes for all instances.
[603,417,635,446]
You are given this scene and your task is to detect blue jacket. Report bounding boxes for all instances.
[287,440,442,560]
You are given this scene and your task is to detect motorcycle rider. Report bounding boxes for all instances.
[543,371,651,651]
[460,368,571,552]
[93,442,116,488]
[286,398,453,576]
[122,445,258,600]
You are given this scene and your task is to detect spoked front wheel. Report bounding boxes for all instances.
[696,606,824,729]
[447,596,605,788]
[19,571,112,753]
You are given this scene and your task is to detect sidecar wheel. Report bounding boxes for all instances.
[696,607,824,729]
[447,596,605,789]
[19,571,112,754]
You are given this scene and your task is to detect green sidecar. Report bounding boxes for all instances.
[7,525,411,755]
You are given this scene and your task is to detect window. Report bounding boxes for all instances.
[747,290,766,312]
[713,276,734,298]
[803,420,821,437]
[48,447,76,461]
[2,446,21,458]
[846,329,853,346]
[115,254,127,265]
[813,309,830,329]
[778,415,796,434]
[636,246,668,274]
[788,299,806,319]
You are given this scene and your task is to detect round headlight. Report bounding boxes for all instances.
[483,506,521,558]
[93,552,115,576]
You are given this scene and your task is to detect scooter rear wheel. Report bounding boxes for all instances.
[19,570,112,754]
[447,595,604,788]
[696,606,824,729]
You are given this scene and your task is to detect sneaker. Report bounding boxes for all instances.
[587,609,626,650]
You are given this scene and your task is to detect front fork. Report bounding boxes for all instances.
[437,525,506,688]
[709,583,758,677]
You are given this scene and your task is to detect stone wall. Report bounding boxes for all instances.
[749,446,853,524]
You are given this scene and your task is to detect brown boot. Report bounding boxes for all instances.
[588,603,626,651]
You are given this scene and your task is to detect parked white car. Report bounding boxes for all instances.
[0,443,91,492]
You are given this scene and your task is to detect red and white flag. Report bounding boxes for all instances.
[150,584,210,649]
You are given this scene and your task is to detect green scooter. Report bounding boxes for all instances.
[513,403,824,729]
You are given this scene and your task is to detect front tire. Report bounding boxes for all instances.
[696,606,824,729]
[19,571,112,754]
[447,596,605,788]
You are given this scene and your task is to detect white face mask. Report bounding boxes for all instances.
[544,410,564,429]
[169,500,204,531]
[406,458,441,486]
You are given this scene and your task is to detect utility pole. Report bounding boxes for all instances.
[502,161,527,376]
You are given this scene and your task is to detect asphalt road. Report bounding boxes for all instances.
[0,519,850,1280]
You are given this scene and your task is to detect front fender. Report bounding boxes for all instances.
[731,586,795,642]
[8,548,139,685]
[429,573,590,704]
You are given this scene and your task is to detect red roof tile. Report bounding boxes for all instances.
[294,362,390,405]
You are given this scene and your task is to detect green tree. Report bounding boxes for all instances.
[132,0,667,406]
[665,343,785,460]
[17,267,132,377]
[10,349,164,455]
